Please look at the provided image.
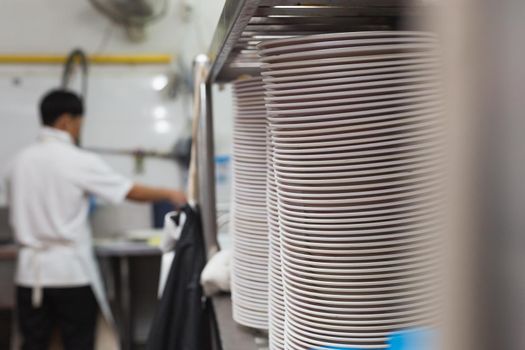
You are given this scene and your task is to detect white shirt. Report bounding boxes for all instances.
[6,127,133,287]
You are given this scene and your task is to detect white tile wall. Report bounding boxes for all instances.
[0,65,234,229]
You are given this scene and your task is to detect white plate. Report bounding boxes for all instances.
[233,233,269,246]
[232,154,267,163]
[274,134,443,159]
[269,117,443,143]
[265,87,440,111]
[278,209,441,230]
[278,219,442,239]
[273,147,440,168]
[282,264,439,288]
[280,259,439,281]
[232,314,268,330]
[233,84,265,94]
[276,167,444,186]
[232,267,269,282]
[233,228,269,240]
[235,100,266,108]
[278,233,439,256]
[265,75,438,96]
[232,189,267,199]
[286,318,428,342]
[276,186,442,208]
[268,97,440,121]
[265,82,440,106]
[258,31,436,49]
[232,262,269,276]
[260,43,438,64]
[274,150,443,176]
[259,35,436,57]
[272,145,440,166]
[233,128,267,136]
[278,202,442,224]
[272,143,443,162]
[285,322,390,346]
[233,140,267,148]
[232,282,269,296]
[232,240,269,254]
[283,282,436,308]
[283,273,436,296]
[233,249,268,260]
[263,60,439,84]
[264,58,441,84]
[233,219,269,230]
[234,90,267,98]
[274,166,442,185]
[231,272,268,287]
[272,128,443,153]
[276,188,441,209]
[285,333,386,350]
[234,77,263,85]
[232,303,268,320]
[262,52,438,77]
[284,298,436,324]
[287,309,433,336]
[233,237,269,251]
[232,117,267,124]
[269,113,443,138]
[285,289,437,314]
[267,102,442,127]
[280,246,440,271]
[231,207,268,220]
[232,294,268,310]
[264,69,438,92]
[279,232,440,253]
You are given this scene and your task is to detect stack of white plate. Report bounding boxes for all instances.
[258,31,444,349]
[267,117,286,349]
[230,77,269,330]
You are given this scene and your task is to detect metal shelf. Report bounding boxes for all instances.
[208,0,432,82]
[194,0,437,256]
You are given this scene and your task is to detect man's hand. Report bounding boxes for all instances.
[168,190,187,206]
[127,184,187,206]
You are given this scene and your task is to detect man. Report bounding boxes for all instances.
[5,89,187,350]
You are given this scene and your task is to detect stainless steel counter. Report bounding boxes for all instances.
[213,293,268,350]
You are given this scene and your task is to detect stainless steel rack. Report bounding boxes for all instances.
[208,0,433,82]
[196,0,436,258]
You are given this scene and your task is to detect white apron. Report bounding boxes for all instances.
[18,243,120,350]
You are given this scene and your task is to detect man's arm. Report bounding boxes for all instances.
[126,184,187,206]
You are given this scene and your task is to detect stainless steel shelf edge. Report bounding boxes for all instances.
[208,0,261,83]
[194,56,220,258]
[207,0,432,83]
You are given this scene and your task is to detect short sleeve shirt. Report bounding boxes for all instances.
[7,127,133,286]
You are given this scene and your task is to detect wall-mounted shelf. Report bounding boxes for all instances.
[208,0,432,82]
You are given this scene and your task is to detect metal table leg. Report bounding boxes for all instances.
[119,256,132,350]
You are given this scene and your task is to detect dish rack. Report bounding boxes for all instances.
[194,0,437,258]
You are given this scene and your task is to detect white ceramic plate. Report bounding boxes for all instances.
[264,70,438,94]
[265,87,440,111]
[260,43,438,64]
[261,52,438,75]
[259,35,436,56]
[263,60,439,84]
[265,75,438,96]
[258,31,436,49]
[268,98,441,122]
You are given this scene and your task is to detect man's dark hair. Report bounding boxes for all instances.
[39,90,84,126]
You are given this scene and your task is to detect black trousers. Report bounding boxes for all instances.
[16,286,98,350]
